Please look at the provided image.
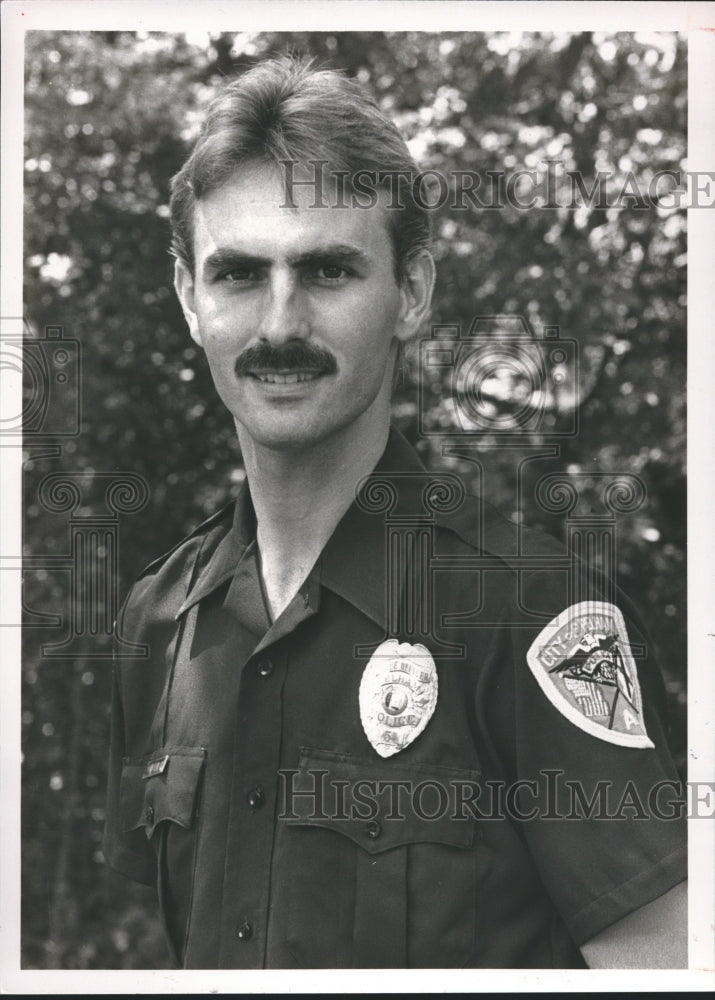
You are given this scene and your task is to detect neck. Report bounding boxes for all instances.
[237,411,391,620]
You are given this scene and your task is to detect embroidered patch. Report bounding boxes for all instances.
[526,601,653,748]
[359,639,438,758]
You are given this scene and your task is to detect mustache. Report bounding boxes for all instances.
[234,342,337,377]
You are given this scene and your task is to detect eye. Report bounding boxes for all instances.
[312,264,350,283]
[220,266,260,283]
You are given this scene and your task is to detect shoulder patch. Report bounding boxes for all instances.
[526,601,654,749]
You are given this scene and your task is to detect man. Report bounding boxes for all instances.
[103,56,687,970]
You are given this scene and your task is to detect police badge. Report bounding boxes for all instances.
[526,601,654,748]
[359,639,438,757]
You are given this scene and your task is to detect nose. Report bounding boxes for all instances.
[257,270,310,345]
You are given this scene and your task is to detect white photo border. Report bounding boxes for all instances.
[2,0,713,993]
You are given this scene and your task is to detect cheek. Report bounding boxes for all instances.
[195,299,231,340]
[356,307,401,365]
[194,303,248,362]
[199,336,240,391]
[342,288,400,346]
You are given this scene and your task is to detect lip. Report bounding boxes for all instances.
[246,370,325,385]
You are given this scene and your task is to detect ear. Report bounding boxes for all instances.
[174,259,203,347]
[394,249,436,343]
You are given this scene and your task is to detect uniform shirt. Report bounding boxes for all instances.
[103,428,686,969]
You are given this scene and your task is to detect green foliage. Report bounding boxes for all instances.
[22,30,686,969]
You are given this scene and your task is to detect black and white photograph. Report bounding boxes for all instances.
[2,0,713,992]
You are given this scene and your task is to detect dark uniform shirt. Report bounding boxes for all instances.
[103,428,686,968]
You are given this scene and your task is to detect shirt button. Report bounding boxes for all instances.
[364,819,381,839]
[144,805,154,824]
[247,786,265,810]
[257,659,273,677]
[236,920,253,941]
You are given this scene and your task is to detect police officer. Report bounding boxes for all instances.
[103,56,687,969]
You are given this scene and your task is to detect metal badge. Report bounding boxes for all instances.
[526,601,653,748]
[359,639,438,758]
[142,754,169,779]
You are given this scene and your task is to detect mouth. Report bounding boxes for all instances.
[247,370,325,385]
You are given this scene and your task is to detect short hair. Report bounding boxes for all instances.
[169,54,431,281]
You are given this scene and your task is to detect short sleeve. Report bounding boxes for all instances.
[484,567,687,946]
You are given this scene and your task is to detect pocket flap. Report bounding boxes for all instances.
[283,747,481,854]
[120,746,206,839]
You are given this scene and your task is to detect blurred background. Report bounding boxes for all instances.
[22,30,686,968]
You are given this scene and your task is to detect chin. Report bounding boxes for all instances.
[239,420,333,453]
[238,411,371,455]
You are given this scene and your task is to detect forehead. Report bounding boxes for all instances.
[192,163,395,264]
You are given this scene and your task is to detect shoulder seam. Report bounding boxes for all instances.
[133,499,235,581]
[436,492,566,561]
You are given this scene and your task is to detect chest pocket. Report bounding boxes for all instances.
[272,747,481,969]
[119,746,206,966]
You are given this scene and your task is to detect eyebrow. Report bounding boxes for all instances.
[202,243,372,277]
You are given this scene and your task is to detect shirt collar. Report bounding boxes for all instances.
[176,426,429,631]
[174,480,254,620]
[317,426,427,631]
